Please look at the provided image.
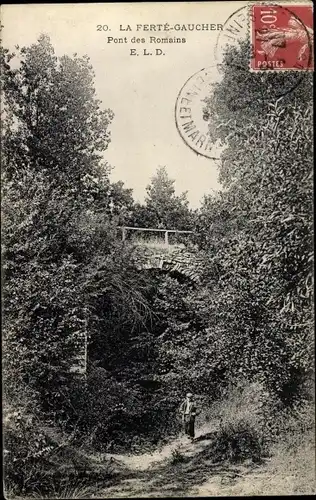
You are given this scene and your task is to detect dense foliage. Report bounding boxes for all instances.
[198,41,313,403]
[1,34,313,497]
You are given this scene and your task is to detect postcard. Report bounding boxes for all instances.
[1,2,314,498]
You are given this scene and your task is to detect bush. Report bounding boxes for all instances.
[3,394,116,497]
[170,448,188,465]
[212,419,264,463]
[4,404,58,495]
[261,396,315,446]
[197,381,270,464]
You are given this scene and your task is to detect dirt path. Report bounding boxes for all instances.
[96,424,258,498]
[95,423,315,498]
[105,422,215,472]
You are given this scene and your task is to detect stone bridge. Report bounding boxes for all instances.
[71,226,203,376]
[119,226,203,283]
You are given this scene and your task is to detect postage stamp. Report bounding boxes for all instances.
[251,4,314,71]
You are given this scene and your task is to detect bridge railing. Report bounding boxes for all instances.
[118,226,194,248]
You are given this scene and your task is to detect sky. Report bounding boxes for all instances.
[1,2,247,208]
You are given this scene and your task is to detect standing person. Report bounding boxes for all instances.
[179,392,198,441]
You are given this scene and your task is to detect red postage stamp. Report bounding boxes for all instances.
[251,4,314,70]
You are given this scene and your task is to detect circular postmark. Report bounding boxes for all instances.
[214,5,249,62]
[175,66,223,160]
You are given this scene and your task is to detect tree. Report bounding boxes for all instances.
[2,36,159,463]
[198,40,313,403]
[1,34,115,410]
[108,180,135,225]
[132,166,195,230]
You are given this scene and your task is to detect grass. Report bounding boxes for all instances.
[6,382,315,498]
[13,424,313,499]
[169,448,188,465]
[94,384,314,498]
[33,483,102,499]
[260,429,315,495]
[197,427,315,496]
[5,483,108,500]
[128,235,186,250]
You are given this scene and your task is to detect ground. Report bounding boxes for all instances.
[90,422,315,498]
[9,419,315,499]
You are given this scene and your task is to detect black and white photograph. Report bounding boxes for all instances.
[1,1,314,497]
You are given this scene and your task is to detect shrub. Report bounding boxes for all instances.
[3,394,116,497]
[212,419,264,463]
[197,381,270,464]
[170,448,188,465]
[4,404,59,496]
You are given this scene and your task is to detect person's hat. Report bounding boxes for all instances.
[186,392,193,397]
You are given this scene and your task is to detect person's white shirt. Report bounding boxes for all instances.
[184,398,193,414]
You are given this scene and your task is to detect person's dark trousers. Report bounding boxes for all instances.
[184,416,195,438]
